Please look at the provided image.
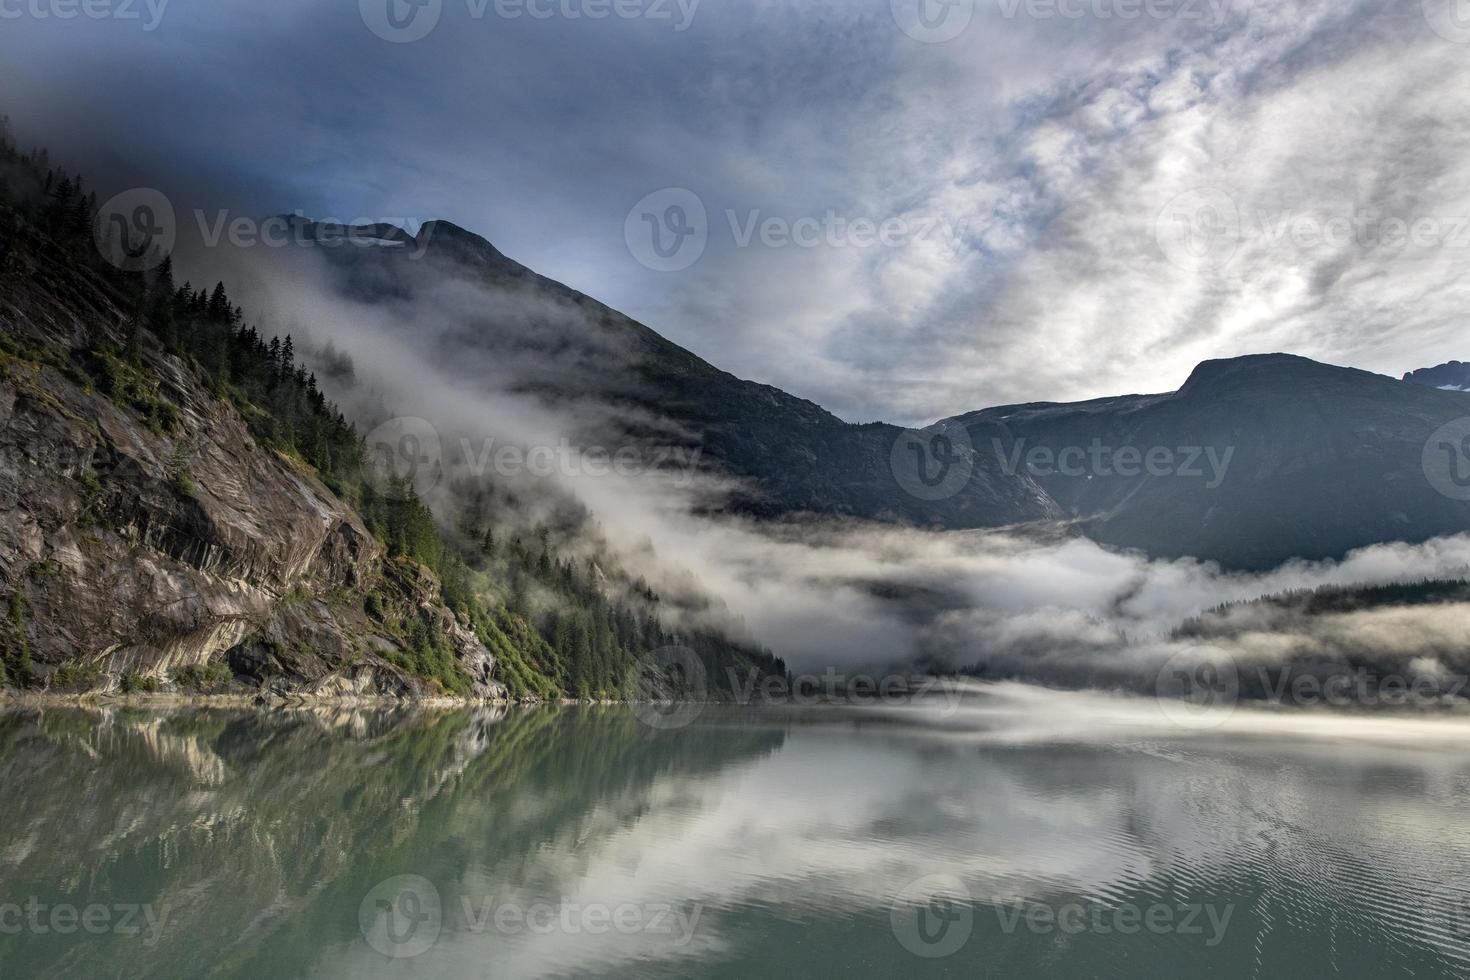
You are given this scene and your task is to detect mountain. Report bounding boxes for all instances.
[1405,360,1470,391]
[290,218,1059,529]
[289,221,1470,570]
[0,153,786,699]
[5,159,1469,698]
[0,213,507,698]
[1171,578,1470,704]
[950,354,1470,569]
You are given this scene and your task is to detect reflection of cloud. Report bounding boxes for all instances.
[9,704,1470,977]
[310,692,1470,978]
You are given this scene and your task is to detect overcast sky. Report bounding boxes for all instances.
[2,0,1468,424]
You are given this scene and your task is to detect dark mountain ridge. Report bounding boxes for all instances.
[290,217,1059,529]
[953,353,1470,568]
[1405,359,1470,391]
[286,218,1470,570]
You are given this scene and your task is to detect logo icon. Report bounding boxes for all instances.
[1424,417,1470,501]
[1425,887,1470,957]
[361,0,443,43]
[625,188,708,272]
[891,874,973,958]
[93,188,176,273]
[1155,188,1242,272]
[890,422,975,501]
[359,875,442,959]
[1154,647,1239,729]
[625,645,708,730]
[890,0,974,43]
[363,416,444,501]
[1424,0,1470,44]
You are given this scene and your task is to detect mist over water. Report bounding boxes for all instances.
[187,241,1470,689]
[3,2,1470,976]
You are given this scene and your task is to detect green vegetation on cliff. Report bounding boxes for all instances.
[0,119,786,699]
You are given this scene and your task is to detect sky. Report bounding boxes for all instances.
[2,0,1469,425]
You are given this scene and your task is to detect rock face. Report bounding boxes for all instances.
[0,220,505,698]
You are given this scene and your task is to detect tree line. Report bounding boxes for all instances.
[0,117,787,698]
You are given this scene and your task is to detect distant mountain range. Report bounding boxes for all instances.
[953,355,1470,568]
[289,219,1470,571]
[1405,360,1470,391]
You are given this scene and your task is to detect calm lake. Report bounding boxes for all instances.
[2,687,1470,978]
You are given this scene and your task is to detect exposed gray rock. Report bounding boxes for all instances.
[0,223,502,699]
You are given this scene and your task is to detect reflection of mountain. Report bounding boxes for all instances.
[0,706,784,980]
[4,703,1470,978]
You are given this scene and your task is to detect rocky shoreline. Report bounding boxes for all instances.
[0,689,687,709]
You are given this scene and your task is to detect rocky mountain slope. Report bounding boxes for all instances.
[0,213,509,698]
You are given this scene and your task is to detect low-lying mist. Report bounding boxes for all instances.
[186,234,1470,698]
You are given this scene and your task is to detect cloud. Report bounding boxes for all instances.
[183,232,1470,691]
[9,0,1470,694]
[5,1,1467,425]
[212,253,1470,687]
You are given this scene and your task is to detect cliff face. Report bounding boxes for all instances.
[0,219,505,699]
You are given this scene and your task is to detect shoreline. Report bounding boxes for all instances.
[0,691,639,710]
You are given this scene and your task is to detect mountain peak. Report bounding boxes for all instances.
[416,219,512,264]
[274,216,513,265]
[1176,353,1369,398]
[417,219,499,252]
[273,214,416,246]
[1404,360,1470,391]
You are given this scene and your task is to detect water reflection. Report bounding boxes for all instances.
[1,690,1469,978]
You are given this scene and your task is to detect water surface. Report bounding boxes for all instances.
[2,689,1469,978]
